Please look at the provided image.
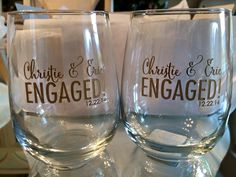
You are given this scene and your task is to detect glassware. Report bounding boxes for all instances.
[122,148,212,177]
[122,9,232,160]
[27,150,118,177]
[7,10,119,170]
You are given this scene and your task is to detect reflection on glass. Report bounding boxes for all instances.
[122,148,212,177]
[27,150,118,177]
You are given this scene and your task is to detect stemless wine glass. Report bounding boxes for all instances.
[7,10,119,169]
[122,9,232,160]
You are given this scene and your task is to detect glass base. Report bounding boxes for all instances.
[122,148,213,177]
[26,150,118,177]
[125,124,225,161]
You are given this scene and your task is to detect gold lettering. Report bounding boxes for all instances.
[71,81,81,101]
[172,80,184,100]
[198,80,207,100]
[185,80,197,100]
[149,78,159,98]
[161,79,172,99]
[23,59,64,83]
[59,82,70,103]
[142,56,181,80]
[218,79,221,94]
[46,82,57,103]
[92,79,101,98]
[207,79,217,100]
[141,77,148,97]
[25,82,33,103]
[33,82,44,103]
[83,79,91,100]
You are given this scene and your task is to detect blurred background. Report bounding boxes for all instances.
[0,0,235,13]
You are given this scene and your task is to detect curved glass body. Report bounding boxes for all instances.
[8,10,119,169]
[122,9,232,160]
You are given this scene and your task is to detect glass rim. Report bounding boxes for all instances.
[132,8,231,17]
[7,10,109,16]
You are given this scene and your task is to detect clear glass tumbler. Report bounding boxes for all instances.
[7,10,119,169]
[122,9,232,160]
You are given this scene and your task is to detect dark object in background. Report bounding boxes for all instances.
[5,0,202,12]
[95,0,104,10]
[2,0,21,11]
[114,0,171,11]
[113,0,201,11]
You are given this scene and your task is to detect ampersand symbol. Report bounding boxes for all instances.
[69,56,84,78]
[186,55,203,77]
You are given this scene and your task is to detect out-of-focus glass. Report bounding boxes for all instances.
[7,10,119,169]
[28,0,99,10]
[122,148,212,177]
[122,9,232,160]
[27,150,118,177]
